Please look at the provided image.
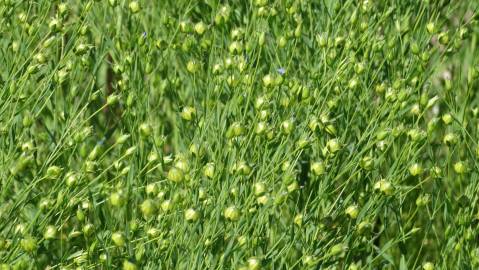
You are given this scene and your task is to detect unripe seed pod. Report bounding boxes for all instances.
[203,163,215,178]
[326,139,341,154]
[438,32,449,45]
[82,223,94,236]
[76,209,85,222]
[112,232,125,247]
[43,225,57,240]
[294,214,303,226]
[443,133,458,145]
[453,161,467,174]
[129,1,140,13]
[416,194,430,207]
[186,60,199,73]
[110,192,125,207]
[262,74,274,87]
[373,179,394,196]
[287,181,299,193]
[116,133,130,144]
[194,21,207,35]
[65,172,78,187]
[184,208,200,222]
[20,237,37,252]
[224,206,240,221]
[139,123,152,137]
[161,199,173,212]
[258,32,266,46]
[247,257,262,270]
[181,106,196,121]
[236,161,251,175]
[146,183,158,195]
[140,199,156,218]
[423,262,434,270]
[167,167,184,183]
[329,243,347,256]
[46,165,62,180]
[360,156,373,170]
[345,205,359,219]
[442,113,453,125]
[107,94,120,105]
[426,22,436,34]
[281,119,294,134]
[253,182,266,196]
[409,163,423,176]
[311,161,325,176]
[123,260,137,270]
[257,195,269,205]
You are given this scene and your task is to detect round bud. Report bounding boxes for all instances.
[110,192,125,207]
[423,262,434,270]
[409,163,423,176]
[43,225,57,240]
[112,232,125,247]
[123,260,138,270]
[129,1,140,13]
[46,165,62,180]
[311,161,325,176]
[345,205,359,219]
[82,223,94,237]
[181,106,196,121]
[253,182,266,196]
[167,167,184,183]
[184,208,200,222]
[453,161,467,174]
[160,199,173,212]
[224,206,241,221]
[203,163,215,178]
[140,199,156,218]
[139,123,152,137]
[247,257,262,270]
[20,237,37,252]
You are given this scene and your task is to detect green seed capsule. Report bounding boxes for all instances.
[203,163,215,178]
[224,206,241,221]
[110,192,125,207]
[167,167,184,183]
[409,163,423,176]
[20,237,37,252]
[422,262,434,270]
[253,182,266,196]
[123,260,138,270]
[442,113,453,125]
[326,139,341,154]
[43,225,57,240]
[281,119,294,134]
[129,1,140,13]
[184,208,200,222]
[181,106,196,121]
[160,199,173,212]
[140,199,156,218]
[329,243,347,256]
[139,123,152,137]
[247,257,262,270]
[46,165,62,180]
[82,223,94,236]
[453,161,467,174]
[112,232,125,247]
[345,205,359,219]
[311,161,325,176]
[373,179,394,196]
[360,156,373,170]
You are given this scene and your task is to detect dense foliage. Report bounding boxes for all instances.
[0,0,479,269]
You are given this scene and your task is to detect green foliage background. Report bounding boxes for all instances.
[0,0,479,269]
